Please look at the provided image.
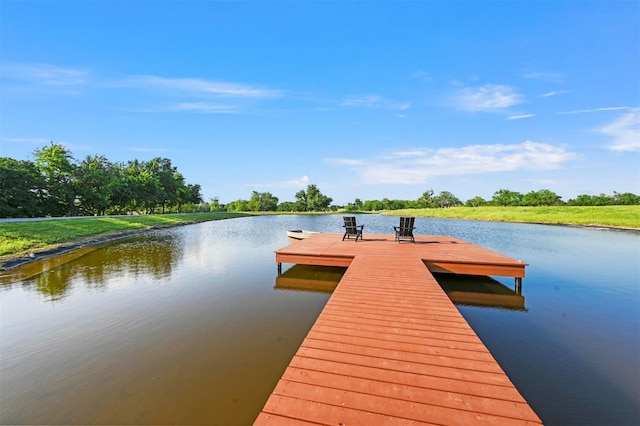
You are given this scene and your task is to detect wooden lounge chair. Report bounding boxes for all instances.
[394,216,416,242]
[342,216,364,241]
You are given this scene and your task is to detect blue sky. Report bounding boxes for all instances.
[1,1,638,205]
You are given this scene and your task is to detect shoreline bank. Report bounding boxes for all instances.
[1,217,638,273]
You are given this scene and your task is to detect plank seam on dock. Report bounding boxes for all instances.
[297,342,508,375]
[274,375,538,422]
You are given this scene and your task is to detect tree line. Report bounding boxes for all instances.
[0,142,202,218]
[187,187,638,214]
[1,143,638,218]
[342,188,639,212]
[224,185,334,212]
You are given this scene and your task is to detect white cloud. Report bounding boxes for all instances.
[523,71,563,82]
[411,70,433,82]
[2,63,88,86]
[342,94,382,107]
[540,90,569,97]
[558,106,630,115]
[508,114,535,120]
[130,103,240,114]
[292,175,310,186]
[451,84,524,112]
[327,141,579,185]
[600,108,640,152]
[173,103,239,114]
[342,94,410,110]
[113,75,281,98]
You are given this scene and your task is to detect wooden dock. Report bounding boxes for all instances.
[255,233,541,425]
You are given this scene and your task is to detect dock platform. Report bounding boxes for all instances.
[255,233,541,425]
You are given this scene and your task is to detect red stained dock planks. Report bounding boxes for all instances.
[256,233,541,425]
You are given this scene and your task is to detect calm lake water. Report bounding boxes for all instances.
[1,214,638,425]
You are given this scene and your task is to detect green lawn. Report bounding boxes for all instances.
[383,205,640,229]
[0,213,249,258]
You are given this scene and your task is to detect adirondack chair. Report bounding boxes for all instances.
[394,216,416,242]
[342,216,364,241]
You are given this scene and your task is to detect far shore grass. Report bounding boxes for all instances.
[0,212,250,259]
[1,206,638,260]
[382,205,640,229]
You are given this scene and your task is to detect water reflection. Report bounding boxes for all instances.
[1,231,184,302]
[434,273,527,311]
[275,264,346,293]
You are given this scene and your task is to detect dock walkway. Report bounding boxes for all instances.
[255,233,541,425]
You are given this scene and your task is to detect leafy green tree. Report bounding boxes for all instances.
[124,160,162,213]
[612,191,640,205]
[361,199,383,211]
[146,157,178,213]
[248,191,278,211]
[353,198,363,210]
[295,184,333,211]
[567,193,611,206]
[34,142,78,216]
[491,189,523,206]
[187,184,203,204]
[171,172,195,213]
[209,197,224,211]
[432,191,462,208]
[75,155,115,215]
[0,157,44,217]
[106,164,134,214]
[465,196,486,207]
[226,199,250,211]
[416,189,435,208]
[521,189,563,206]
[277,201,302,212]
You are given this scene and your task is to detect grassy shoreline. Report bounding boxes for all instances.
[1,206,638,268]
[382,205,640,230]
[0,213,250,260]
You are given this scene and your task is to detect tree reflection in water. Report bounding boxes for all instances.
[5,231,185,302]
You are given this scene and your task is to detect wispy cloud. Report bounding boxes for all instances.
[134,102,239,114]
[600,108,640,152]
[2,63,88,86]
[540,90,570,97]
[450,84,524,112]
[342,94,410,111]
[523,71,563,82]
[558,106,630,115]
[507,114,535,120]
[175,103,239,113]
[327,141,579,185]
[410,70,433,82]
[113,75,280,98]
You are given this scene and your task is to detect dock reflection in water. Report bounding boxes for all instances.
[275,265,346,293]
[275,265,526,312]
[434,273,527,311]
